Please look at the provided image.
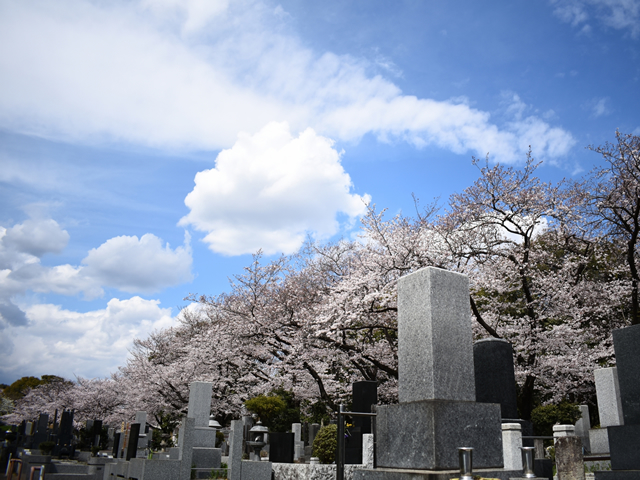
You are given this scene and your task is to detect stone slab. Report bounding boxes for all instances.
[608,424,640,470]
[589,428,610,454]
[376,400,503,470]
[352,467,524,480]
[270,432,295,463]
[502,423,523,471]
[575,405,592,453]
[397,267,476,403]
[193,447,222,468]
[474,338,519,419]
[612,324,640,425]
[595,368,624,427]
[595,473,640,480]
[241,460,271,480]
[228,420,243,480]
[188,382,213,428]
[555,436,584,480]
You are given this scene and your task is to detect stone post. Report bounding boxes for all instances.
[502,423,523,470]
[555,436,584,480]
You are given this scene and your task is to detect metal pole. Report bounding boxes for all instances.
[521,446,536,478]
[337,405,345,480]
[458,447,473,480]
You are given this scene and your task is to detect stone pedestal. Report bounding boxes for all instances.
[555,436,584,480]
[502,423,523,471]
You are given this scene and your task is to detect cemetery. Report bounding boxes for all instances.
[2,266,639,480]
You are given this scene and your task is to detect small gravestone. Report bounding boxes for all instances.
[474,338,519,419]
[346,381,377,464]
[125,423,140,461]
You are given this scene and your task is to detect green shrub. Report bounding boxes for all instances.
[39,441,55,455]
[531,401,582,436]
[312,424,337,464]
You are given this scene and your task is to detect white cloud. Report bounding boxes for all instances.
[0,297,176,382]
[180,122,370,255]
[82,232,193,293]
[550,0,640,37]
[586,97,612,118]
[0,217,192,328]
[0,0,575,164]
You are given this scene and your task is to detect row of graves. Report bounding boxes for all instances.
[5,267,639,480]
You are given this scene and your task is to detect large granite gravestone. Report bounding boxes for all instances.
[595,323,640,480]
[590,367,623,454]
[374,267,504,471]
[474,338,519,419]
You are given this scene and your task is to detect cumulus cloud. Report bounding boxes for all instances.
[82,232,192,293]
[550,0,640,37]
[0,216,192,328]
[180,122,370,255]
[0,0,574,163]
[0,297,176,382]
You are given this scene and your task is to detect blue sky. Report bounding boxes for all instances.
[1,0,639,385]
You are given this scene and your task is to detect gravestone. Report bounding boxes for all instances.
[228,420,243,480]
[598,323,640,476]
[187,382,213,427]
[126,423,141,461]
[112,432,121,457]
[33,413,49,448]
[555,436,584,480]
[474,338,519,419]
[56,409,74,456]
[269,432,294,463]
[374,267,504,470]
[574,405,591,453]
[292,423,304,460]
[589,367,623,454]
[346,381,378,464]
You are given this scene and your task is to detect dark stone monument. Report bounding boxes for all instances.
[92,419,103,447]
[55,409,74,456]
[268,432,294,463]
[473,338,519,419]
[33,413,50,448]
[595,323,640,479]
[346,380,377,464]
[112,432,121,458]
[126,423,141,461]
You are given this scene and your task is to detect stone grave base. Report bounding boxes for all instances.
[608,424,640,470]
[353,467,524,480]
[595,473,640,480]
[376,400,503,470]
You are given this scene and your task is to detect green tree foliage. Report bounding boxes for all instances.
[3,375,67,401]
[244,388,301,432]
[530,401,582,436]
[312,424,337,464]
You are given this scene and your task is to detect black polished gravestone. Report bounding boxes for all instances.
[55,409,74,457]
[125,423,141,461]
[269,432,294,463]
[112,432,121,458]
[345,381,377,464]
[473,338,518,419]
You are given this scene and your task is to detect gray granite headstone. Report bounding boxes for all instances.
[473,338,519,419]
[398,267,476,403]
[376,267,504,471]
[187,382,213,428]
[595,367,624,427]
[228,420,243,480]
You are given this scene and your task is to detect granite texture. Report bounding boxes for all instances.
[191,426,218,448]
[192,447,222,468]
[595,367,624,427]
[612,324,640,425]
[397,267,476,403]
[228,420,243,480]
[589,428,610,454]
[501,423,523,470]
[272,463,362,480]
[555,436,584,480]
[594,473,640,480]
[352,467,524,480]
[187,382,213,427]
[474,338,519,419]
[575,405,591,453]
[608,424,640,470]
[362,434,374,469]
[375,400,503,470]
[240,460,271,480]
